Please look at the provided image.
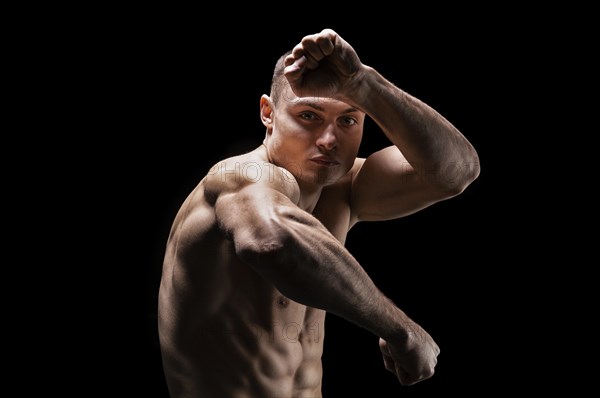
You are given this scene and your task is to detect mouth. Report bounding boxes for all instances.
[310,156,340,167]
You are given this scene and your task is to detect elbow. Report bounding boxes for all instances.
[234,224,291,268]
[437,152,481,196]
[236,237,287,266]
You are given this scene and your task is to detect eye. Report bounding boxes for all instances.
[299,112,318,121]
[341,117,358,126]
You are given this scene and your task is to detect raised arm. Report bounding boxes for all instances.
[207,159,439,385]
[284,29,480,223]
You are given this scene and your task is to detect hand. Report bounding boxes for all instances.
[379,324,440,386]
[283,28,364,101]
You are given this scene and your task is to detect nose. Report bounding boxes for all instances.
[316,123,338,151]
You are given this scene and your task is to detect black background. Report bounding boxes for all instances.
[76,11,546,396]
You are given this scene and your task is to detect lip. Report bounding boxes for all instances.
[310,156,340,167]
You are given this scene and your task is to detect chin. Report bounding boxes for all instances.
[312,171,342,186]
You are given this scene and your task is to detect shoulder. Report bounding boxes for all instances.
[204,150,300,206]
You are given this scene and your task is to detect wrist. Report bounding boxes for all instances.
[339,65,389,113]
[377,305,414,345]
[337,65,374,109]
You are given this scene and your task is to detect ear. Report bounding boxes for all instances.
[260,94,273,131]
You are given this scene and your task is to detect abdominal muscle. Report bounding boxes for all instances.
[159,255,327,398]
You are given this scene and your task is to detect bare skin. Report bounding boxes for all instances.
[158,29,480,397]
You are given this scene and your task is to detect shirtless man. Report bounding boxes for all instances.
[158,28,480,397]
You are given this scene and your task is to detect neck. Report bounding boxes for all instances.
[296,181,323,214]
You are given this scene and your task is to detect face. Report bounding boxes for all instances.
[261,89,364,187]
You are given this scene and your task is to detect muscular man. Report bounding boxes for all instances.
[158,28,480,397]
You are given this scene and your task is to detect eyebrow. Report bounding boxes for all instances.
[293,99,360,114]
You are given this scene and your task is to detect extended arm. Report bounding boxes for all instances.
[209,162,438,385]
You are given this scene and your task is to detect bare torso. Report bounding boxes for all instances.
[158,153,353,398]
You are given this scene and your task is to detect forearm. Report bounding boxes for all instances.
[351,66,480,191]
[238,208,411,342]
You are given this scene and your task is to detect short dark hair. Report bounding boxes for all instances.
[270,50,292,106]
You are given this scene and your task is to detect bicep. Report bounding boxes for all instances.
[350,146,453,223]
